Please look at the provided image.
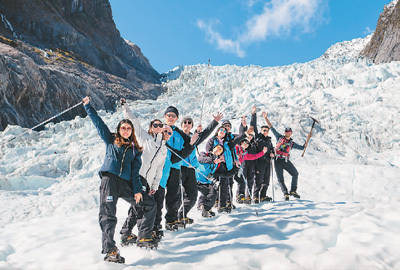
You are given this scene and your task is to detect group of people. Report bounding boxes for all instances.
[82,96,307,264]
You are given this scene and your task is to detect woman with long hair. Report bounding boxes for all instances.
[119,99,174,245]
[82,96,156,264]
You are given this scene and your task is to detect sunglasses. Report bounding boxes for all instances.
[262,129,269,132]
[183,120,192,125]
[163,130,173,135]
[223,124,231,128]
[166,113,177,118]
[120,126,132,131]
[219,128,227,133]
[152,123,163,128]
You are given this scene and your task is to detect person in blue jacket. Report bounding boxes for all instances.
[196,144,225,217]
[159,106,199,231]
[82,96,156,264]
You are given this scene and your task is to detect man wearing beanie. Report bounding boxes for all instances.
[159,106,199,231]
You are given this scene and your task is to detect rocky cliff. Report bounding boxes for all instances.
[360,0,400,63]
[0,0,162,131]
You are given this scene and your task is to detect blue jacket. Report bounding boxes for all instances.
[159,126,192,188]
[84,104,143,194]
[205,136,235,171]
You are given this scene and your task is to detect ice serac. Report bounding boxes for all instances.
[360,0,400,63]
[0,0,162,131]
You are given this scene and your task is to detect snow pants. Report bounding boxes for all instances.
[234,171,246,198]
[243,160,256,198]
[165,168,181,223]
[254,158,271,199]
[197,183,217,211]
[217,176,234,208]
[178,166,198,219]
[99,173,156,254]
[274,158,299,195]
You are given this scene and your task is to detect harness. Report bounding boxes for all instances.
[275,136,294,160]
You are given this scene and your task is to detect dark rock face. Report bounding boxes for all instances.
[361,1,400,63]
[0,0,162,131]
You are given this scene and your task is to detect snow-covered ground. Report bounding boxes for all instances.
[1,35,399,270]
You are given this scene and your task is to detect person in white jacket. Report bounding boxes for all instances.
[119,99,172,246]
[119,99,198,244]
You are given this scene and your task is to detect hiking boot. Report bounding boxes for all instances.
[137,238,158,249]
[218,206,231,213]
[260,196,272,202]
[236,194,245,204]
[227,201,236,210]
[165,221,179,231]
[152,229,163,242]
[104,247,125,264]
[120,233,137,246]
[253,197,260,204]
[244,197,252,204]
[284,193,290,201]
[177,217,194,227]
[201,209,214,218]
[214,199,219,208]
[290,191,300,199]
[208,210,216,216]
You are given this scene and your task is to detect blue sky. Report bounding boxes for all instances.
[110,0,392,73]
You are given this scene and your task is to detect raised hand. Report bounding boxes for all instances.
[251,105,257,115]
[190,132,199,145]
[120,98,126,106]
[196,125,203,133]
[82,96,90,105]
[241,116,247,127]
[213,112,223,122]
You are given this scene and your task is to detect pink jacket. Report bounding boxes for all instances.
[235,145,265,164]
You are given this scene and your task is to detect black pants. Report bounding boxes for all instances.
[197,183,217,211]
[234,171,246,197]
[165,168,181,223]
[99,173,156,253]
[121,185,165,235]
[177,166,198,219]
[274,158,299,195]
[217,176,233,208]
[243,160,256,198]
[254,158,271,199]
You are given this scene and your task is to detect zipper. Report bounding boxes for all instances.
[119,146,130,177]
[145,139,163,180]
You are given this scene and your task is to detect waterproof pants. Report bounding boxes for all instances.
[165,168,181,223]
[254,158,271,199]
[274,158,299,195]
[178,166,198,219]
[99,173,156,254]
[197,183,217,211]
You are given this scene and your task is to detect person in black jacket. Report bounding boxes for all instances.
[251,107,275,203]
[176,112,222,226]
[82,97,156,264]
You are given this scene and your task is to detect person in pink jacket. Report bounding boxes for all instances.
[235,139,268,165]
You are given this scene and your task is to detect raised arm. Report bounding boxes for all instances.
[83,97,113,144]
[122,100,152,146]
[292,141,305,150]
[250,106,258,135]
[239,116,248,136]
[195,112,222,146]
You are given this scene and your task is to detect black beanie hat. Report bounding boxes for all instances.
[164,106,179,117]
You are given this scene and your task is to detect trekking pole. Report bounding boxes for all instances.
[199,59,210,125]
[1,101,83,145]
[165,144,213,182]
[270,159,275,202]
[178,176,186,228]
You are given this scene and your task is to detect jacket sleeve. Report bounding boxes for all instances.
[251,113,258,135]
[205,137,214,153]
[195,119,219,146]
[292,141,305,150]
[166,143,194,164]
[131,152,143,194]
[270,127,282,141]
[123,103,152,147]
[243,150,265,161]
[84,103,113,144]
[239,122,247,136]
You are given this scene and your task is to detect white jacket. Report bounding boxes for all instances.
[123,104,167,191]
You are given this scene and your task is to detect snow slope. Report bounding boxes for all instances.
[0,35,399,270]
